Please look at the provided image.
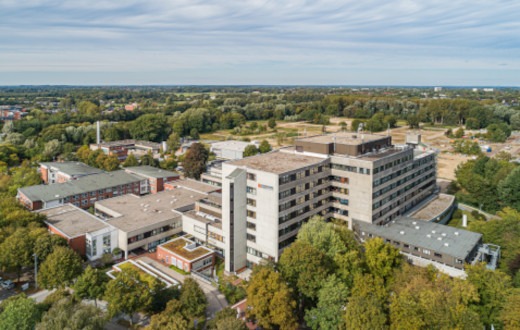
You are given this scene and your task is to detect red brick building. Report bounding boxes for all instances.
[157,237,215,273]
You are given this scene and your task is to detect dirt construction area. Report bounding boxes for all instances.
[202,117,519,182]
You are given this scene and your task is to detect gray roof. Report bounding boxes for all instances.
[124,166,179,179]
[19,171,143,202]
[228,150,327,174]
[355,217,482,259]
[96,189,207,232]
[170,179,221,194]
[38,204,110,238]
[40,162,104,177]
[210,140,252,152]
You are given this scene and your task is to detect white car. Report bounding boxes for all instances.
[1,280,14,290]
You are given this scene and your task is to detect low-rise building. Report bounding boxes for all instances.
[353,217,499,277]
[124,166,180,194]
[40,161,104,184]
[157,236,215,274]
[201,163,223,187]
[38,204,117,260]
[90,140,162,161]
[18,171,146,211]
[210,140,258,160]
[164,178,222,194]
[94,188,209,258]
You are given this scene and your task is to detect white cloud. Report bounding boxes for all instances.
[0,0,519,85]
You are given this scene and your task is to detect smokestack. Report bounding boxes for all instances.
[96,121,101,145]
[162,141,167,152]
[462,214,467,227]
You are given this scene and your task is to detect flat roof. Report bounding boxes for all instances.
[159,236,213,261]
[19,171,143,202]
[184,210,222,229]
[211,140,252,152]
[38,204,109,238]
[40,161,104,177]
[408,194,456,221]
[355,217,482,259]
[228,150,326,174]
[124,166,179,179]
[92,139,161,149]
[169,178,221,194]
[97,189,208,232]
[297,132,389,145]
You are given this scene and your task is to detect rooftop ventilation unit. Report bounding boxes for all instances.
[444,243,449,247]
[437,237,442,241]
[415,226,420,230]
[426,234,431,238]
[400,231,405,235]
[454,232,459,236]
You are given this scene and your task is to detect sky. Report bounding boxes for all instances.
[0,0,519,86]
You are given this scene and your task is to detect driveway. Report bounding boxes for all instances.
[0,287,17,302]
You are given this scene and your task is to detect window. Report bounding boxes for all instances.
[434,253,442,258]
[423,249,431,255]
[247,198,256,207]
[103,235,111,254]
[194,225,206,234]
[247,210,256,219]
[92,239,97,256]
[247,173,256,181]
[247,234,256,242]
[246,186,257,195]
[247,222,256,230]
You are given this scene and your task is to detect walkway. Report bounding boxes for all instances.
[137,256,228,319]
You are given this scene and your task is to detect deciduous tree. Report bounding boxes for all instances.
[183,143,209,180]
[0,295,41,330]
[246,265,297,330]
[74,266,107,307]
[38,246,83,289]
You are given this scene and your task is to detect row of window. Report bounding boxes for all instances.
[372,154,414,174]
[279,166,324,185]
[331,164,371,175]
[372,173,435,210]
[127,223,180,244]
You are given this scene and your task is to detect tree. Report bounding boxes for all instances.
[389,265,481,329]
[296,216,349,258]
[305,275,349,330]
[42,139,62,161]
[279,241,332,303]
[500,289,520,329]
[7,161,41,195]
[207,308,246,330]
[166,132,181,153]
[179,278,207,321]
[74,266,107,307]
[466,263,512,328]
[140,151,159,167]
[122,153,138,167]
[147,299,189,330]
[0,295,41,330]
[243,144,258,157]
[268,118,277,129]
[246,265,298,330]
[103,154,120,171]
[129,113,170,142]
[454,127,465,138]
[183,143,209,180]
[258,140,272,153]
[345,274,388,330]
[498,167,520,210]
[0,228,34,281]
[406,114,420,129]
[364,237,402,281]
[33,233,67,263]
[104,268,154,325]
[36,297,106,330]
[38,246,83,289]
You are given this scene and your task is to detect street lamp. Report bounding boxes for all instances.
[33,253,38,289]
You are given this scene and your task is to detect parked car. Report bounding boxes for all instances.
[1,280,14,290]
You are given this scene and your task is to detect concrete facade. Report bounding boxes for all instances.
[219,132,438,273]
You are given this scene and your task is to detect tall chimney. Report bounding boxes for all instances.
[462,214,468,227]
[96,121,101,146]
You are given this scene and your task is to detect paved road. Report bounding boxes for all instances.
[0,287,17,302]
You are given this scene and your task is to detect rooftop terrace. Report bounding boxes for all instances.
[160,237,214,261]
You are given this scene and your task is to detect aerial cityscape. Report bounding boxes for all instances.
[1,1,520,330]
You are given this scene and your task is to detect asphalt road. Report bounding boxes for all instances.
[0,287,17,301]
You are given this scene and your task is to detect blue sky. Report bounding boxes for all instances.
[1,0,519,86]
